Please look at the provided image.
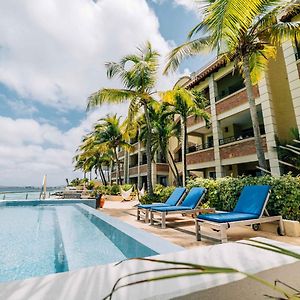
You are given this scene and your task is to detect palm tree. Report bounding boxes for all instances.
[74,134,114,186]
[87,42,160,195]
[160,88,210,186]
[164,0,300,173]
[93,114,132,185]
[139,103,182,185]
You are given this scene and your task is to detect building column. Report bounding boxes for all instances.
[282,40,300,132]
[137,142,141,189]
[258,73,281,176]
[209,75,224,178]
[124,151,129,184]
[152,153,157,186]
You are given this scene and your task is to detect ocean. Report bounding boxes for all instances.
[0,186,63,201]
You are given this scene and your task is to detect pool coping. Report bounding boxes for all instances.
[0,199,96,208]
[0,238,299,300]
[76,203,184,255]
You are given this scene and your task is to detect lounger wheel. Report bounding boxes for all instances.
[277,226,284,236]
[252,224,260,231]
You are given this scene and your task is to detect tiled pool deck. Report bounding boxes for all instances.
[101,200,300,248]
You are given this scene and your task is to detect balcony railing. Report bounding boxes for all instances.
[219,127,265,146]
[188,142,214,153]
[215,83,245,102]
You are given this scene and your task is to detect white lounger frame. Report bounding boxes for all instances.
[195,191,285,243]
[150,190,212,229]
[137,191,187,223]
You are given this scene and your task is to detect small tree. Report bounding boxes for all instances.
[160,88,210,186]
[87,42,160,195]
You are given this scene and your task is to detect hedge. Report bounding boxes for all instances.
[140,184,176,204]
[187,174,300,221]
[93,184,134,196]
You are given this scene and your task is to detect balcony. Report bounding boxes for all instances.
[186,107,211,127]
[111,170,124,179]
[129,166,139,176]
[219,126,265,146]
[129,163,169,177]
[188,141,214,154]
[220,136,267,160]
[215,85,259,115]
[156,163,169,173]
[186,148,215,165]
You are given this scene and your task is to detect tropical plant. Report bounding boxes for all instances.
[87,42,160,195]
[92,114,132,185]
[164,0,300,174]
[74,130,114,186]
[139,102,182,185]
[160,87,210,186]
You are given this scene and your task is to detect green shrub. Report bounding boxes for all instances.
[110,184,120,195]
[140,184,176,204]
[121,184,133,191]
[140,193,161,204]
[188,174,300,221]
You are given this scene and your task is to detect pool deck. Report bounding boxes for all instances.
[101,200,300,248]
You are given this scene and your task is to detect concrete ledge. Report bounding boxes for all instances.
[0,238,299,300]
[260,219,300,237]
[0,199,97,208]
[283,219,300,237]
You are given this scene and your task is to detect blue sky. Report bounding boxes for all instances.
[0,0,210,186]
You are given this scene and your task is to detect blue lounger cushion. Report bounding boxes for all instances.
[138,187,186,209]
[198,212,259,223]
[197,185,271,223]
[150,206,197,212]
[152,187,206,211]
[233,185,270,216]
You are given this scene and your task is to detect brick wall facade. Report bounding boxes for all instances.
[186,148,215,164]
[186,107,211,127]
[129,166,138,176]
[216,85,259,115]
[156,163,169,173]
[220,137,267,160]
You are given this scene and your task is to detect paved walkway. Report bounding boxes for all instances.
[101,200,300,248]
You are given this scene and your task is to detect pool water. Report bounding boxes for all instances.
[0,205,156,283]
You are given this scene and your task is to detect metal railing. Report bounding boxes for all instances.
[188,142,214,153]
[215,84,245,102]
[219,127,265,146]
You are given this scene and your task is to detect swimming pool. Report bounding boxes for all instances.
[0,202,182,283]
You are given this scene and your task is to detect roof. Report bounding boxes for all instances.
[182,57,226,89]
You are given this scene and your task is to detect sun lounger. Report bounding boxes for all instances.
[137,187,186,223]
[195,185,285,243]
[150,187,207,229]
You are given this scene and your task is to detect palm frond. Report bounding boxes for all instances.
[87,89,138,110]
[164,36,212,74]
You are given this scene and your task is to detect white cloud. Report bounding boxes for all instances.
[0,0,177,110]
[0,0,190,186]
[173,0,196,11]
[0,111,97,186]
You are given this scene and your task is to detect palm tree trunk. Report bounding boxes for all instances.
[143,102,154,195]
[113,148,123,185]
[168,150,181,186]
[243,55,268,172]
[99,165,107,186]
[180,117,188,186]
